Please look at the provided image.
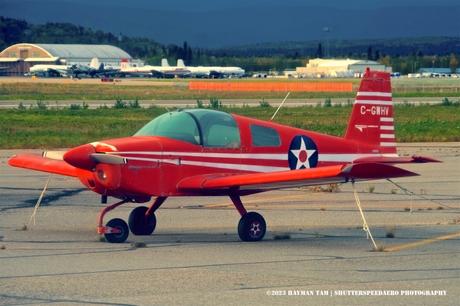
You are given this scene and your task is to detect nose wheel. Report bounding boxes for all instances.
[104,218,129,243]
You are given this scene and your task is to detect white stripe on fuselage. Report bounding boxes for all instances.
[112,151,287,160]
[181,160,287,172]
[113,151,399,172]
[121,154,398,173]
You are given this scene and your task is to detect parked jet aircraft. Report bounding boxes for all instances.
[29,64,71,77]
[120,58,190,78]
[9,69,438,243]
[177,59,245,78]
[29,57,119,78]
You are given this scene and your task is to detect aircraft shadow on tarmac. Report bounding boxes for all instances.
[0,293,135,306]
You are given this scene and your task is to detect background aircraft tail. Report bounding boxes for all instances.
[161,58,170,67]
[344,69,396,154]
[177,59,185,68]
[90,57,101,70]
[120,58,129,70]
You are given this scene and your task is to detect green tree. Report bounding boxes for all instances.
[379,55,391,67]
[449,53,458,73]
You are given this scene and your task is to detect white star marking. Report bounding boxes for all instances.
[290,137,316,169]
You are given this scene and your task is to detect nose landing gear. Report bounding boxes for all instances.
[104,218,129,243]
[97,197,167,243]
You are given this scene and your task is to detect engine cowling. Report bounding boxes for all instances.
[94,163,122,190]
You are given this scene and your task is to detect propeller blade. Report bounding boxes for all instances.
[91,153,181,166]
[42,150,66,160]
[90,153,127,165]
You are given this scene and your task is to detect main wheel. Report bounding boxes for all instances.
[238,212,266,242]
[128,206,157,235]
[104,218,129,243]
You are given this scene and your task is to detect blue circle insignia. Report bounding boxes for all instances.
[288,135,318,170]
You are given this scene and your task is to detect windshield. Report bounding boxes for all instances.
[134,109,240,148]
[135,111,200,145]
[186,109,240,148]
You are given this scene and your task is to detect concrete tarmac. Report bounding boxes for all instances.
[0,143,459,305]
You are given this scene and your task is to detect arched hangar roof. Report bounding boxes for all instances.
[35,44,131,59]
[0,43,131,60]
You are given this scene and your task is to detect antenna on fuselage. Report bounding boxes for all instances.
[270,92,290,121]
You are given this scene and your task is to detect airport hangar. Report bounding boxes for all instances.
[294,58,390,78]
[0,43,133,76]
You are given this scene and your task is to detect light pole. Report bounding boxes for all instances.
[323,27,331,58]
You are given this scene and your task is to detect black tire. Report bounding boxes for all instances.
[238,212,266,242]
[128,206,157,235]
[104,218,129,243]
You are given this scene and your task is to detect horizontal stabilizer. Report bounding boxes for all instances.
[353,155,441,164]
[342,162,418,180]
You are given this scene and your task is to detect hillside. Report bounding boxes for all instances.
[0,16,458,73]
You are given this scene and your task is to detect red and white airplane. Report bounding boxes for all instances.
[9,69,438,243]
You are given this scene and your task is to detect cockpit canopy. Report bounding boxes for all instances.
[135,109,241,148]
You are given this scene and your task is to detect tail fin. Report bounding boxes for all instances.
[161,58,170,67]
[344,68,396,154]
[90,57,100,70]
[120,58,129,70]
[177,59,185,68]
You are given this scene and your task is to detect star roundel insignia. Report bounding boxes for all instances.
[288,135,319,170]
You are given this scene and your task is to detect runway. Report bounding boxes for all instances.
[0,143,459,305]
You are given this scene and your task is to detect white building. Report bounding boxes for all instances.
[295,58,391,78]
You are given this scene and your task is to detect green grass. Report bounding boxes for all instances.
[1,103,458,149]
[1,78,460,100]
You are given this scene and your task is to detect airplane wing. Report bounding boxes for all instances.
[177,163,417,193]
[47,68,68,77]
[8,154,82,177]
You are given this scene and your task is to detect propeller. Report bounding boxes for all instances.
[42,150,66,160]
[63,143,180,169]
[90,153,127,165]
[91,153,181,166]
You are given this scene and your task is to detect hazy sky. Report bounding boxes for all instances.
[2,0,459,47]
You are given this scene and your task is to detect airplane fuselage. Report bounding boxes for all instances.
[66,111,395,201]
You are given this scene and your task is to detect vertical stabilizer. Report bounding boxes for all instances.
[161,58,170,67]
[90,57,101,70]
[177,59,185,68]
[120,58,129,70]
[344,69,396,154]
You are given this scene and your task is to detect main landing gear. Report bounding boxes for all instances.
[230,194,266,242]
[97,197,167,243]
[97,195,265,243]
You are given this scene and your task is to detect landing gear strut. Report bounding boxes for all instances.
[230,193,266,242]
[97,199,129,243]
